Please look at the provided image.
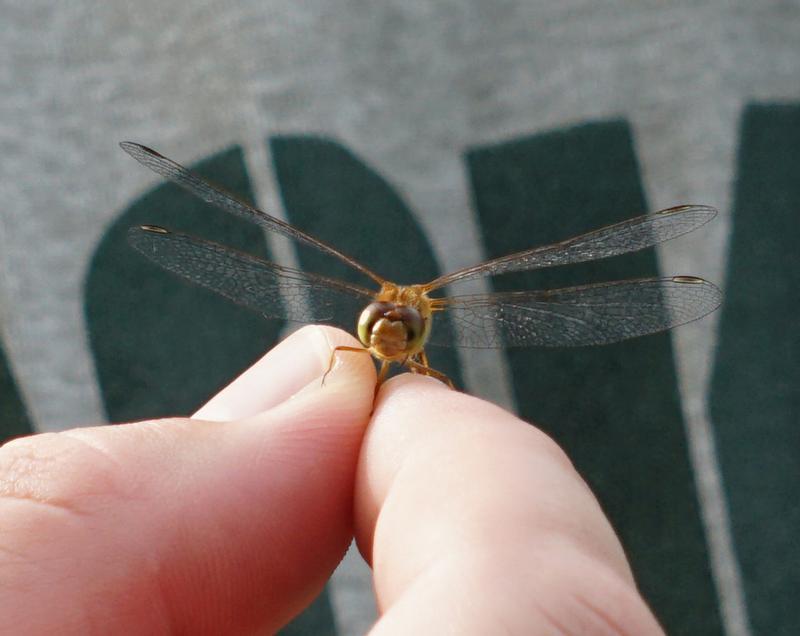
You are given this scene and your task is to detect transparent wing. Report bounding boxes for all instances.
[424,205,716,291]
[428,277,722,348]
[120,142,384,285]
[128,225,375,324]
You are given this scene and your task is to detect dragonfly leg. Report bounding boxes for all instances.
[377,360,391,385]
[417,349,430,368]
[322,345,370,386]
[404,357,455,390]
[372,360,393,399]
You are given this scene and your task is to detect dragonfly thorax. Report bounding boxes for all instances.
[357,298,431,361]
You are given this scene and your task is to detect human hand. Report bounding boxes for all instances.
[0,326,664,635]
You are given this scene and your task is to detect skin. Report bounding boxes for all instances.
[0,325,665,635]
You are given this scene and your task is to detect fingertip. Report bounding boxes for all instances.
[314,324,378,393]
[354,375,635,609]
[375,371,452,400]
[194,325,376,421]
[355,373,512,562]
[364,372,519,485]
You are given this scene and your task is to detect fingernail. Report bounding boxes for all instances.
[193,326,336,421]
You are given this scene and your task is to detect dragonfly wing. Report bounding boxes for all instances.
[120,142,384,284]
[427,277,722,348]
[425,205,717,290]
[128,225,375,324]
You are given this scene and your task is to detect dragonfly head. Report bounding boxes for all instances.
[357,301,430,360]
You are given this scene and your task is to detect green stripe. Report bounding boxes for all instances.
[0,338,34,442]
[711,103,800,634]
[269,135,490,632]
[270,135,463,386]
[278,594,337,636]
[467,121,722,635]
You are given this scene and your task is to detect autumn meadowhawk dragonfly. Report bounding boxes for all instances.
[121,142,722,387]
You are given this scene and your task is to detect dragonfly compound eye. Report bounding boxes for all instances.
[357,302,427,359]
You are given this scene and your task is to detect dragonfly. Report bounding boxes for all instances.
[120,141,722,387]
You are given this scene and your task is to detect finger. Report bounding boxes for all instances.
[0,325,376,635]
[194,324,365,420]
[354,374,664,636]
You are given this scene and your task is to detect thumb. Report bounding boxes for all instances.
[0,326,375,635]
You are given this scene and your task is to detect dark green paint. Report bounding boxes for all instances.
[86,147,335,633]
[711,103,800,634]
[86,147,284,422]
[278,594,337,636]
[269,136,463,386]
[0,339,34,442]
[466,121,722,635]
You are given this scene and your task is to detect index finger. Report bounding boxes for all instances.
[354,374,664,635]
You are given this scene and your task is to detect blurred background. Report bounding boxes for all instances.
[1,2,798,634]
